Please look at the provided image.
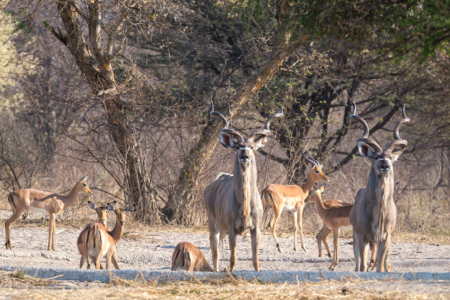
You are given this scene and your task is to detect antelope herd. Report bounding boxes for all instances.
[2,102,409,274]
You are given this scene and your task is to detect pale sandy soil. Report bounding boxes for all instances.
[0,211,449,273]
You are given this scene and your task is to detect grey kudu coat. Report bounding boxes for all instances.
[204,102,283,272]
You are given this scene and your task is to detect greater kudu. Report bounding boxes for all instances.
[204,101,283,272]
[349,103,409,272]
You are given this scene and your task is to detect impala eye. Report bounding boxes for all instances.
[315,170,320,173]
[83,183,87,187]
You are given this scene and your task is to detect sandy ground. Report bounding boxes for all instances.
[0,211,449,274]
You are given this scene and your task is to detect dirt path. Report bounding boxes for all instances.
[0,223,448,273]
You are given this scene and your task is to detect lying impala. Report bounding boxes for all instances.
[86,201,134,269]
[172,242,214,272]
[204,101,283,272]
[261,151,329,252]
[5,176,93,251]
[77,201,109,269]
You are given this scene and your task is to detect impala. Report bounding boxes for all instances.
[5,176,93,251]
[171,241,214,272]
[309,186,353,270]
[86,201,134,269]
[349,103,409,272]
[77,201,109,269]
[261,151,329,252]
[204,101,283,272]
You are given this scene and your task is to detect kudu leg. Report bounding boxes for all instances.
[368,242,378,270]
[297,206,306,251]
[291,211,298,251]
[208,222,221,272]
[228,229,237,272]
[353,232,360,272]
[357,235,369,272]
[250,227,260,271]
[5,210,25,250]
[270,208,283,252]
[377,235,391,272]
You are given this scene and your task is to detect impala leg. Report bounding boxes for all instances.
[112,251,120,269]
[292,211,298,251]
[186,252,195,272]
[228,229,237,272]
[52,216,56,251]
[250,227,260,271]
[323,228,333,258]
[330,228,339,270]
[95,253,103,269]
[80,255,85,268]
[270,207,283,252]
[5,210,25,250]
[297,205,306,251]
[48,214,56,251]
[208,221,220,272]
[106,253,112,270]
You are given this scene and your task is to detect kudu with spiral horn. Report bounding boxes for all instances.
[349,103,410,272]
[203,101,283,272]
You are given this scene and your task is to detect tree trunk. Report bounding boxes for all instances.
[166,37,308,223]
[53,1,157,220]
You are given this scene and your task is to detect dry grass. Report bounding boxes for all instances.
[0,270,448,299]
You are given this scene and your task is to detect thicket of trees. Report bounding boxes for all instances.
[1,1,449,231]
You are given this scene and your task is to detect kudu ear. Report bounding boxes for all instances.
[87,201,96,210]
[253,135,268,149]
[391,147,405,162]
[358,142,375,159]
[218,132,237,149]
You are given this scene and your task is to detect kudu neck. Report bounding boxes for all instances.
[109,215,124,243]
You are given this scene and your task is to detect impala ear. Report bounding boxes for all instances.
[87,201,96,210]
[218,132,237,149]
[79,175,88,182]
[319,186,325,192]
[125,205,135,213]
[358,142,374,159]
[107,202,116,211]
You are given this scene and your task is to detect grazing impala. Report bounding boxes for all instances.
[86,201,134,269]
[77,201,109,269]
[171,242,214,272]
[204,101,283,272]
[349,103,409,272]
[5,176,93,251]
[261,151,329,252]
